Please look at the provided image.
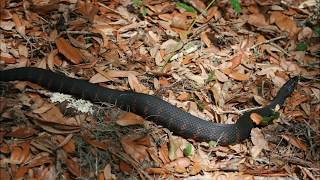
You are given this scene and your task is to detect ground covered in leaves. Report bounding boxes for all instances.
[0,0,319,179]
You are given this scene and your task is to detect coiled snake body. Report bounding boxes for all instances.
[0,68,298,145]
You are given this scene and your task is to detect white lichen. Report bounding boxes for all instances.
[50,93,94,114]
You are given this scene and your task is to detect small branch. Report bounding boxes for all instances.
[250,35,287,50]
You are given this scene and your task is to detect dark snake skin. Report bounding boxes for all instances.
[0,67,298,144]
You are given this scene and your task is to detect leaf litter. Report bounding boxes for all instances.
[0,0,319,179]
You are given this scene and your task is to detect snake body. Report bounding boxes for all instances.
[0,67,298,144]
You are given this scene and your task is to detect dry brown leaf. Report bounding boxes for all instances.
[165,157,191,173]
[281,134,307,151]
[298,27,313,41]
[89,73,111,83]
[0,52,16,64]
[32,102,53,114]
[215,70,229,82]
[145,167,168,174]
[18,44,28,58]
[229,53,243,69]
[47,49,58,71]
[0,168,10,180]
[64,158,81,177]
[190,161,202,175]
[228,71,249,81]
[104,164,116,180]
[12,13,25,36]
[77,0,98,22]
[128,73,148,93]
[159,143,170,164]
[177,92,190,101]
[55,37,83,64]
[82,134,108,150]
[270,11,299,37]
[247,13,268,27]
[14,166,28,179]
[200,31,212,47]
[10,142,30,164]
[120,135,150,162]
[55,135,76,153]
[38,105,79,126]
[116,112,145,126]
[171,13,190,30]
[0,20,15,30]
[250,128,269,158]
[26,154,52,168]
[6,127,36,138]
[0,8,12,20]
[119,161,131,174]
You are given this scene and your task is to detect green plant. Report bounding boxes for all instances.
[132,0,147,17]
[296,42,308,51]
[230,0,241,15]
[176,2,196,13]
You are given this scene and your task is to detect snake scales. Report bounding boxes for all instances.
[0,67,298,145]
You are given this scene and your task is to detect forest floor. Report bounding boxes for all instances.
[0,0,319,179]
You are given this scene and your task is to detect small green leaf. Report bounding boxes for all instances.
[261,111,280,126]
[296,42,308,51]
[230,0,241,15]
[132,0,142,8]
[183,143,193,156]
[208,141,218,147]
[196,101,205,111]
[206,71,215,82]
[176,2,196,13]
[140,6,147,17]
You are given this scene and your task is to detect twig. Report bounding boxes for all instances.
[97,2,121,15]
[61,31,101,36]
[250,35,287,50]
[214,106,262,115]
[269,42,291,57]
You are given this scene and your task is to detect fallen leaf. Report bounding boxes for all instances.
[116,112,145,126]
[82,134,108,150]
[55,37,83,64]
[247,13,268,27]
[64,158,81,177]
[119,161,131,174]
[12,13,25,36]
[281,134,307,151]
[165,157,191,173]
[171,13,190,30]
[251,128,269,158]
[6,127,36,138]
[215,70,229,82]
[128,73,148,93]
[14,166,28,179]
[228,71,249,81]
[103,164,116,180]
[26,153,52,168]
[270,11,299,37]
[159,143,170,164]
[120,135,151,162]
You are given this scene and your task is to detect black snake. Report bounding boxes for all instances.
[0,67,298,144]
